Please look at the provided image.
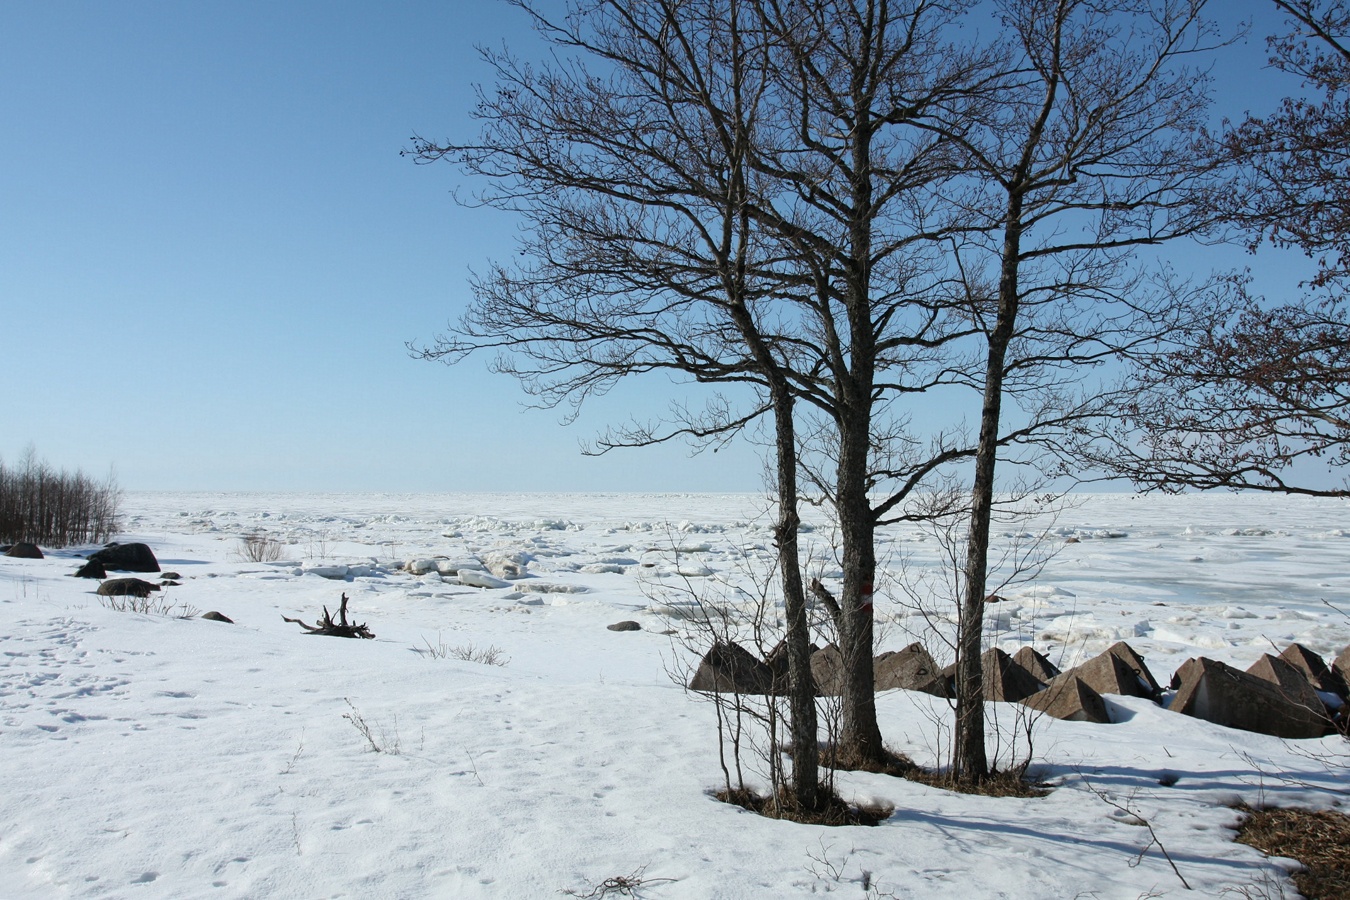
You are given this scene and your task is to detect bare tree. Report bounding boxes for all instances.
[411,0,1000,775]
[408,0,834,809]
[0,446,121,547]
[1097,0,1350,496]
[913,0,1230,782]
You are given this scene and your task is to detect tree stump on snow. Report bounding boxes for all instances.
[282,593,374,639]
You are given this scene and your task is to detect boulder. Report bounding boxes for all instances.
[73,559,107,579]
[1277,643,1348,698]
[1064,642,1161,700]
[1022,674,1111,724]
[688,641,774,695]
[874,642,943,693]
[200,611,234,623]
[1246,654,1333,718]
[88,542,160,573]
[1013,646,1062,683]
[4,542,43,559]
[96,578,161,598]
[1171,657,1331,739]
[607,620,641,632]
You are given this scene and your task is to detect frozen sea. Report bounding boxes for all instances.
[1,491,1347,898]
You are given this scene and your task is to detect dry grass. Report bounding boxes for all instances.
[713,786,893,826]
[822,746,1050,798]
[903,767,1053,798]
[1235,804,1350,900]
[414,634,509,666]
[97,595,199,618]
[820,746,918,778]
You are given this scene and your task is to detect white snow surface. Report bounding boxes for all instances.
[3,491,1348,898]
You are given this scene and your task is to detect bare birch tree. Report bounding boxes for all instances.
[911,0,1230,782]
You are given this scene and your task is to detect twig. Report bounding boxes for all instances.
[560,865,675,898]
[1081,775,1191,891]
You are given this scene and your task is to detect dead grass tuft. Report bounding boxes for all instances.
[821,746,1050,798]
[1235,804,1350,900]
[902,767,1053,798]
[713,786,893,826]
[821,746,918,778]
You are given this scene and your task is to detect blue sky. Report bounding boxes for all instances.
[0,1,1325,492]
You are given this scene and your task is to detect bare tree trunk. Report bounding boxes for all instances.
[835,406,886,769]
[768,387,821,810]
[954,203,1024,783]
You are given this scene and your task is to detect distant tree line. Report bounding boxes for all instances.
[0,449,120,547]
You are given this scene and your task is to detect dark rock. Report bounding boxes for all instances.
[874,642,942,693]
[96,578,162,598]
[1013,646,1062,683]
[88,542,160,573]
[1172,656,1331,739]
[1023,674,1111,723]
[688,641,774,695]
[160,571,182,580]
[73,559,107,579]
[200,611,234,623]
[1277,643,1348,697]
[607,620,641,632]
[4,542,43,559]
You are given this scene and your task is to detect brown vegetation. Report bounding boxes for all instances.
[1235,804,1350,900]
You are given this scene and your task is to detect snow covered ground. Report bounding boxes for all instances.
[2,491,1347,899]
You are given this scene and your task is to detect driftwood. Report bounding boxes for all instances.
[282,593,374,639]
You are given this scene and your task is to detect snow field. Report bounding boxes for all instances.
[1,491,1348,898]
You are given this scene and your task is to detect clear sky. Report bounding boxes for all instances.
[0,1,1324,492]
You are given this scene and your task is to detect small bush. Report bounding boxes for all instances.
[343,699,402,754]
[0,448,120,546]
[97,595,199,618]
[414,634,509,666]
[238,531,284,562]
